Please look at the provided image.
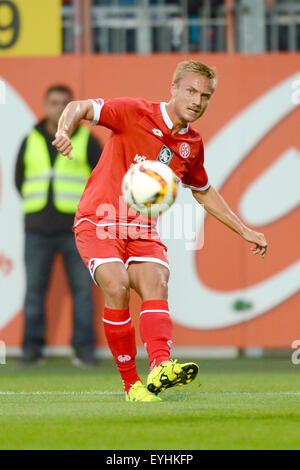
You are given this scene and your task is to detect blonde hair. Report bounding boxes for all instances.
[173,60,217,90]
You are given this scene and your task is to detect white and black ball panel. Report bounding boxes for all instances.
[122,160,177,217]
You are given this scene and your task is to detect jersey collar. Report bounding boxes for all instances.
[160,102,189,135]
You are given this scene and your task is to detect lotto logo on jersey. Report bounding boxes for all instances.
[179,142,190,159]
[157,145,173,165]
[152,128,163,137]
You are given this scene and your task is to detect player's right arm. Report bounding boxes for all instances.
[52,100,94,160]
[193,186,268,258]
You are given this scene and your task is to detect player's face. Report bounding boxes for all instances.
[45,91,72,127]
[171,72,214,123]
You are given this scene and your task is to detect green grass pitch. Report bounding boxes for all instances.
[1,357,300,450]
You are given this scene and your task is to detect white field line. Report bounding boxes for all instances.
[0,391,300,396]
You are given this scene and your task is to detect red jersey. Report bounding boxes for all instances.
[74,97,210,228]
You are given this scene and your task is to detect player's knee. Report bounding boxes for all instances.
[142,277,168,300]
[113,282,130,303]
[104,280,130,305]
[158,278,168,298]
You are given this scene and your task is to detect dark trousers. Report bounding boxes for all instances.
[23,231,94,357]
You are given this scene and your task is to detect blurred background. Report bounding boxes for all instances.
[0,0,299,362]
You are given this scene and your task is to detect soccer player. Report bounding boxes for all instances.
[52,61,267,402]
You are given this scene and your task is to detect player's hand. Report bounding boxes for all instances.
[242,227,267,258]
[52,131,73,160]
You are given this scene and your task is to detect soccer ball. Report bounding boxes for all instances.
[122,160,178,217]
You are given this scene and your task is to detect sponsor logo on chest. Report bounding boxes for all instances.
[130,154,147,167]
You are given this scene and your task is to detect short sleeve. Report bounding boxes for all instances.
[88,97,139,132]
[181,142,210,191]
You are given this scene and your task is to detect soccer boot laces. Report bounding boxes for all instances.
[147,359,199,395]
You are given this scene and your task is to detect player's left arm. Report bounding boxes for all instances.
[192,185,267,258]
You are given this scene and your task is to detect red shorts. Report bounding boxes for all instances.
[74,220,169,283]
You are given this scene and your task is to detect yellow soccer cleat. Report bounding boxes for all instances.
[147,359,199,395]
[125,380,162,402]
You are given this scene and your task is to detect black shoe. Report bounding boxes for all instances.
[72,348,99,367]
[19,353,46,367]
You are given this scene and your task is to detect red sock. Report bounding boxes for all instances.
[139,300,173,370]
[103,307,141,393]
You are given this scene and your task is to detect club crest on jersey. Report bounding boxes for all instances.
[179,142,190,159]
[118,355,131,362]
[157,145,173,165]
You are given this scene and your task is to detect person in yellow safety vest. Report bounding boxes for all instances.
[15,85,102,366]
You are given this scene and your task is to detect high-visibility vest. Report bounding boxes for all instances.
[21,126,91,214]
